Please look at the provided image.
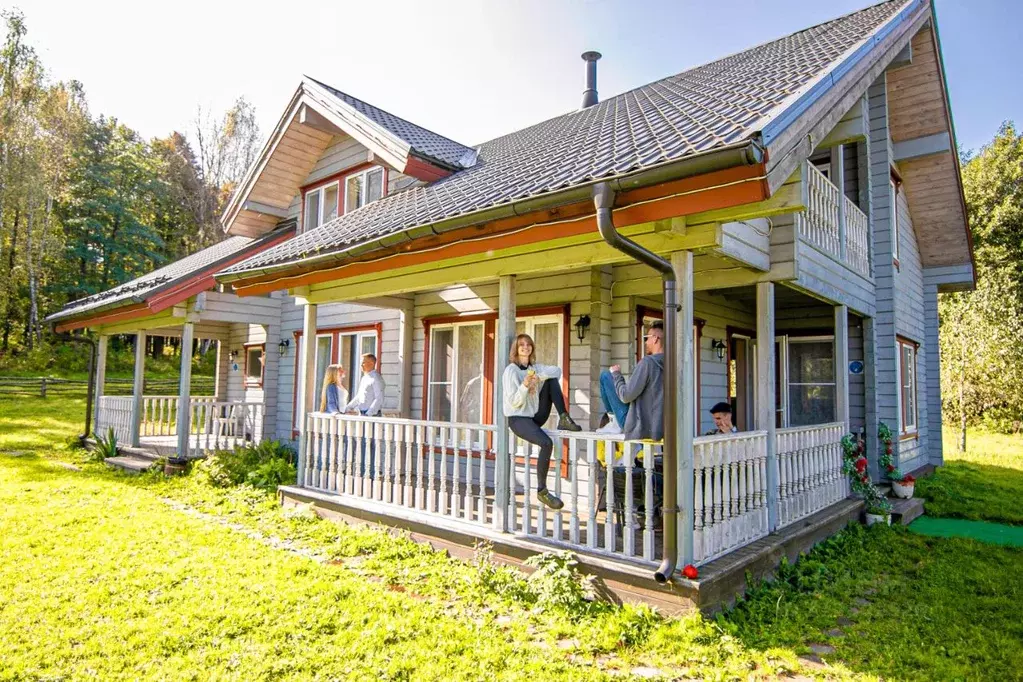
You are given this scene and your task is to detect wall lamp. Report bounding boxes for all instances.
[711,339,727,361]
[575,315,591,341]
[278,338,290,357]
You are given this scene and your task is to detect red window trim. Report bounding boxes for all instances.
[896,335,918,438]
[243,343,265,388]
[299,162,388,233]
[291,322,384,438]
[421,305,571,426]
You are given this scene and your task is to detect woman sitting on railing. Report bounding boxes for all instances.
[502,333,582,510]
[320,364,348,414]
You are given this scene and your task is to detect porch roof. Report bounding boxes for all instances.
[219,0,917,282]
[46,225,294,331]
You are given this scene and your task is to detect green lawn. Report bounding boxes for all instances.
[2,398,1022,681]
[914,428,1023,526]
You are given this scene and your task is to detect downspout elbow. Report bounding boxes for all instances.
[592,184,672,278]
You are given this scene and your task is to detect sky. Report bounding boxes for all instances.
[6,0,1020,155]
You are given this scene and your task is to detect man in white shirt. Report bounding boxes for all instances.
[345,354,385,417]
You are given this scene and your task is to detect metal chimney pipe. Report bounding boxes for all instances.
[581,51,601,108]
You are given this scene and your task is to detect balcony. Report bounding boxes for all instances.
[796,163,871,278]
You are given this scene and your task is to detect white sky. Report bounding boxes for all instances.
[8,0,1016,152]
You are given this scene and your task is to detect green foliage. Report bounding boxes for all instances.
[194,440,296,492]
[91,427,117,461]
[522,551,596,616]
[941,123,1023,433]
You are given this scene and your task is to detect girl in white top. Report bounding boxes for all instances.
[502,333,581,510]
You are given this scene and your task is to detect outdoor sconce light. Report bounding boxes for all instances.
[711,339,727,361]
[575,315,591,341]
[228,349,239,361]
[278,338,290,357]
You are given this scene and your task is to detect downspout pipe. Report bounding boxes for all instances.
[593,182,678,583]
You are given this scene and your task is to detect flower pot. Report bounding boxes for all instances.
[891,481,914,499]
[865,512,891,526]
[164,458,188,476]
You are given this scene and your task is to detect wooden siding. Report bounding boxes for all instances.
[887,28,947,143]
[922,279,942,465]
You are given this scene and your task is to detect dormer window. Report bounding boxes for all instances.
[303,181,339,232]
[345,166,385,212]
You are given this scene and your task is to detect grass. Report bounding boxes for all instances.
[2,397,1022,680]
[914,427,1023,526]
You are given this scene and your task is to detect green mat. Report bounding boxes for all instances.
[909,516,1023,547]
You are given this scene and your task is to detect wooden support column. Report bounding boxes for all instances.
[176,320,195,459]
[130,331,147,447]
[397,300,415,417]
[756,282,778,531]
[296,303,318,485]
[834,305,850,429]
[493,275,516,531]
[672,251,695,566]
[93,335,109,437]
[833,144,847,261]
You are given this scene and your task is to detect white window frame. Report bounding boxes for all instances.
[294,333,334,430]
[785,335,837,427]
[896,338,918,436]
[303,180,340,233]
[338,330,379,399]
[890,175,901,266]
[426,320,485,425]
[344,166,385,213]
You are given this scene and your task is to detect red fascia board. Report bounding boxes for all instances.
[402,155,454,182]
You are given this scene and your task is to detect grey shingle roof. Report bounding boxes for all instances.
[223,0,906,276]
[310,78,476,170]
[47,236,257,323]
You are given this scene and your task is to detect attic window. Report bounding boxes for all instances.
[303,181,339,232]
[345,166,385,212]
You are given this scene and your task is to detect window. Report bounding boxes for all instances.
[787,337,835,427]
[890,172,901,266]
[427,322,485,424]
[345,166,385,213]
[244,344,265,388]
[292,324,381,430]
[897,337,918,436]
[303,181,339,232]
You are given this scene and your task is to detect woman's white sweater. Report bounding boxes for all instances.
[502,363,562,418]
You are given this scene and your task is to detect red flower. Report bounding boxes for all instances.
[886,464,896,472]
[901,474,915,484]
[682,564,699,580]
[855,457,867,473]
[885,445,893,455]
[860,474,869,484]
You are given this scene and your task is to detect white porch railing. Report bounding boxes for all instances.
[797,164,870,279]
[844,195,870,278]
[187,398,264,457]
[692,430,770,564]
[140,396,179,436]
[96,396,133,444]
[775,422,849,529]
[303,413,819,567]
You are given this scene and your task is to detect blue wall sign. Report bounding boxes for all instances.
[849,360,864,375]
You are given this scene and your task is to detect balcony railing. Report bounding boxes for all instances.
[797,163,871,278]
[302,413,852,567]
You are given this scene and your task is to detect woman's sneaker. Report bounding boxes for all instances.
[537,489,564,510]
[557,413,583,432]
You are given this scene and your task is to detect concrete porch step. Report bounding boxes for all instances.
[889,496,924,525]
[104,456,158,474]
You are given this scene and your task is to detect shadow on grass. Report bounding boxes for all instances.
[721,523,1023,681]
[917,461,1023,526]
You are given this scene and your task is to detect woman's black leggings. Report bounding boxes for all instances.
[507,378,568,491]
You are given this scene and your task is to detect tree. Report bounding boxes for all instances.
[940,123,1023,442]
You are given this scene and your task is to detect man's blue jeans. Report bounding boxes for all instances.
[599,370,629,429]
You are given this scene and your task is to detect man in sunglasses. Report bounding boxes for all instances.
[597,321,664,443]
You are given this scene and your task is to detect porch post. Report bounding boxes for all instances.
[834,305,850,429]
[176,321,195,459]
[833,144,847,261]
[672,251,695,566]
[755,282,779,531]
[296,303,318,485]
[493,275,516,531]
[93,335,108,437]
[129,331,147,447]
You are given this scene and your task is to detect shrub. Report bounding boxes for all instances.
[195,440,296,492]
[92,428,118,461]
[523,551,596,616]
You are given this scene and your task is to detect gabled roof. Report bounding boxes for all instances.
[47,226,294,330]
[309,78,475,170]
[220,0,920,280]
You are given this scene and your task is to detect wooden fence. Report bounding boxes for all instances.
[0,376,216,398]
